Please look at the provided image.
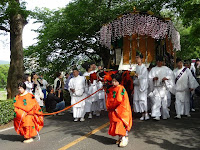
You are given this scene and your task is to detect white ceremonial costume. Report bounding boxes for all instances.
[133,64,148,113]
[97,80,106,111]
[149,66,175,119]
[68,75,87,119]
[89,70,99,113]
[83,71,93,113]
[173,67,199,116]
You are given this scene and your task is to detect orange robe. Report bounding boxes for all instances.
[106,85,132,136]
[14,92,44,139]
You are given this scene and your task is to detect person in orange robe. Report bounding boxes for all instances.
[14,82,44,143]
[106,73,132,147]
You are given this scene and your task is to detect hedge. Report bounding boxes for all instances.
[0,100,14,125]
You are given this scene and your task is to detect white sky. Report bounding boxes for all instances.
[0,0,72,61]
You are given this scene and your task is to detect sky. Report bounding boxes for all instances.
[0,0,72,61]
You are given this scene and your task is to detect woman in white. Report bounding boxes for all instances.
[31,72,44,107]
[24,74,33,93]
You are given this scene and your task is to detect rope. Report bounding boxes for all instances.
[39,88,104,116]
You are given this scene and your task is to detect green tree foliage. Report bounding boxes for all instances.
[24,0,200,80]
[24,0,137,82]
[0,65,9,88]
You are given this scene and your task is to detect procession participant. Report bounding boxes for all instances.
[133,52,149,120]
[68,68,86,122]
[83,63,93,118]
[31,72,44,107]
[106,73,132,147]
[89,61,100,117]
[97,66,106,112]
[195,58,200,84]
[14,82,43,143]
[148,57,175,120]
[174,58,199,119]
[147,63,155,112]
[184,60,196,112]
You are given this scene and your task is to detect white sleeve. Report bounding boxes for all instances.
[148,69,154,92]
[138,67,148,92]
[25,82,33,89]
[187,69,199,89]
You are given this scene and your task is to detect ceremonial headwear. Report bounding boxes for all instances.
[176,58,182,63]
[136,51,143,58]
[72,67,79,71]
[90,60,96,65]
[156,56,164,62]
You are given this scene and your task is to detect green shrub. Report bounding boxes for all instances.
[0,100,14,125]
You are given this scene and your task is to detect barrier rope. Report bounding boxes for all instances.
[40,88,104,116]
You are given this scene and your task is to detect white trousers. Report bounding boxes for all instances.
[73,107,85,118]
[175,91,190,116]
[151,95,170,119]
[133,100,147,113]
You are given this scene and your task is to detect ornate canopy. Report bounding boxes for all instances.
[100,11,180,51]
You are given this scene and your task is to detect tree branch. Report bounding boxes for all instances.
[0,26,10,32]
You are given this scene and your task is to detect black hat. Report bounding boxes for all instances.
[90,61,96,65]
[196,58,200,62]
[82,62,90,71]
[176,58,182,63]
[111,73,122,83]
[136,51,143,58]
[72,67,79,71]
[156,56,164,62]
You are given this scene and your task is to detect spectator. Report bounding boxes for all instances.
[46,85,65,115]
[23,74,33,93]
[31,72,44,107]
[54,72,63,101]
[39,75,48,99]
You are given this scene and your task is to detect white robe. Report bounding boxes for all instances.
[133,64,148,113]
[89,70,99,112]
[68,75,86,118]
[149,66,175,119]
[173,67,199,116]
[97,81,106,110]
[83,71,93,113]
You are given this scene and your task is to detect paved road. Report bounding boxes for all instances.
[0,100,200,150]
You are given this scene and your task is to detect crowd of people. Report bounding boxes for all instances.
[13,54,200,146]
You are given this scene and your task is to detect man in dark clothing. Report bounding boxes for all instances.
[46,85,65,115]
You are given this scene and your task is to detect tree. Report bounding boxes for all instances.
[24,0,200,81]
[0,0,29,99]
[24,0,137,81]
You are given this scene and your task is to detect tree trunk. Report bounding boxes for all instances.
[7,13,25,99]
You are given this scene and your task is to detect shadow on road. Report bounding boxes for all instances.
[131,98,200,150]
[0,134,23,142]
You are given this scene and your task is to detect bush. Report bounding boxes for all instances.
[0,100,14,125]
